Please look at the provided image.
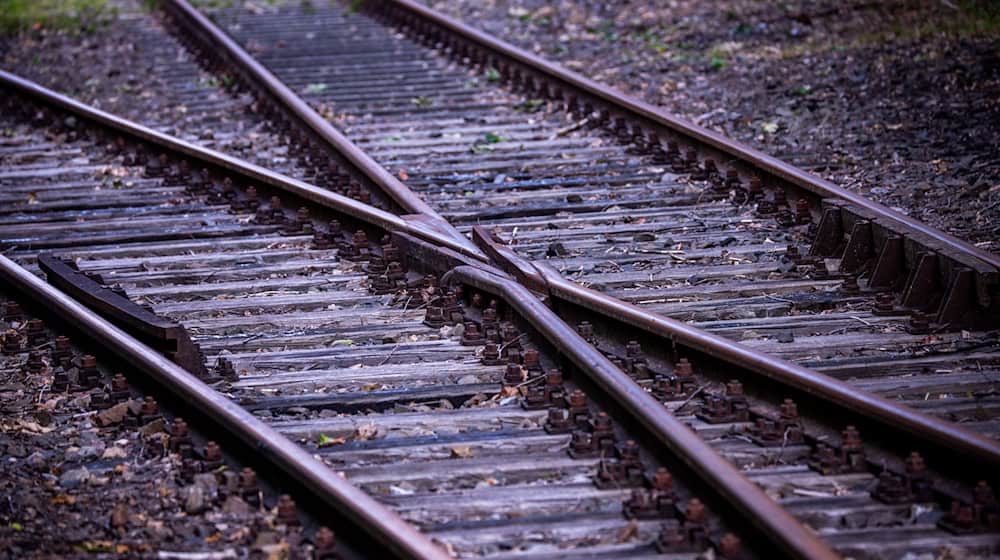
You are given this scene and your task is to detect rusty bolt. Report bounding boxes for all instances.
[873,292,896,315]
[842,425,863,449]
[522,348,541,370]
[725,380,743,396]
[674,358,693,378]
[546,369,563,386]
[170,418,189,438]
[140,396,159,417]
[651,468,673,491]
[568,389,587,409]
[204,441,221,462]
[974,481,995,506]
[780,398,798,419]
[841,276,861,294]
[620,440,640,461]
[685,498,706,523]
[25,319,46,344]
[3,301,24,323]
[239,467,257,490]
[503,363,524,386]
[905,452,926,478]
[112,373,128,391]
[314,526,337,556]
[276,494,299,525]
[719,533,741,558]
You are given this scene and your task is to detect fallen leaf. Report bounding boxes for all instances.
[450,445,473,458]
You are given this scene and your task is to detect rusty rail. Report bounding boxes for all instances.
[6,67,998,556]
[0,69,481,262]
[0,255,450,560]
[156,0,480,255]
[472,228,1000,469]
[6,66,997,479]
[375,0,1000,273]
[442,265,841,560]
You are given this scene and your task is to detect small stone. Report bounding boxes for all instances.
[102,446,127,459]
[59,467,90,489]
[546,242,568,257]
[25,451,47,470]
[222,495,251,515]
[6,443,27,458]
[182,484,206,514]
[193,473,219,499]
[457,374,479,385]
[776,331,795,343]
[78,443,106,461]
[96,402,130,427]
[633,232,656,242]
[140,418,165,437]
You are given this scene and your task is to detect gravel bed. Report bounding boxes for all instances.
[431,0,1000,252]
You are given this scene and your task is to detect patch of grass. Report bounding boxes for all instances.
[186,0,235,9]
[305,83,328,94]
[513,98,545,112]
[792,84,813,96]
[709,57,727,71]
[345,0,365,15]
[0,0,113,34]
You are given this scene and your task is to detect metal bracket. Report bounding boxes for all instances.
[36,253,207,377]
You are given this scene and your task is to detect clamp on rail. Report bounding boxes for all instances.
[36,253,207,378]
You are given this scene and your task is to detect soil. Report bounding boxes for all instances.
[431,0,1000,252]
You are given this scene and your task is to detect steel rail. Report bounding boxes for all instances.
[472,228,1000,469]
[0,69,482,262]
[379,0,1000,272]
[441,265,841,560]
[533,261,1000,468]
[0,255,449,560]
[156,0,481,256]
[7,67,995,474]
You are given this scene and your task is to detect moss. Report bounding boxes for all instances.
[0,0,113,34]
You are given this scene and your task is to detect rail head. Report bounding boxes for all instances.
[0,254,449,560]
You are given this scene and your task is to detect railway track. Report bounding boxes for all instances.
[1,0,998,558]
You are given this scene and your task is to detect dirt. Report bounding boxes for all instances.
[431,0,1000,253]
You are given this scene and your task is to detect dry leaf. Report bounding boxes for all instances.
[450,445,473,458]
